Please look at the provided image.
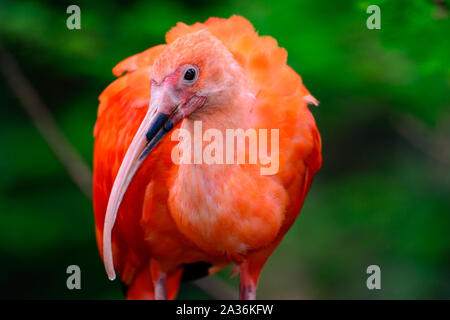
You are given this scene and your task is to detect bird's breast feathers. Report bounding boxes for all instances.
[168,161,288,258]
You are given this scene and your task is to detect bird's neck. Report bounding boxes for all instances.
[188,84,255,131]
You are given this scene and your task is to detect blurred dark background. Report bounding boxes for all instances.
[0,0,449,299]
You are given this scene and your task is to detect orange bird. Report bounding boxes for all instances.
[93,15,321,300]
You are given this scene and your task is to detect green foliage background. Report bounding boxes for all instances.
[0,0,449,299]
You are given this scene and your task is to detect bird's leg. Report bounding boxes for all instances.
[150,259,167,300]
[240,282,256,300]
[154,273,167,300]
[239,260,260,300]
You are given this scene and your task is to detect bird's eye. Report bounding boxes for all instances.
[184,68,196,81]
[182,66,199,84]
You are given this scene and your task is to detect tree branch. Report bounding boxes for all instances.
[0,40,93,200]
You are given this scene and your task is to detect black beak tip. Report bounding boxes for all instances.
[145,112,169,142]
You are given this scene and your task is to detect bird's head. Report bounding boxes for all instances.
[102,30,245,280]
[151,29,243,116]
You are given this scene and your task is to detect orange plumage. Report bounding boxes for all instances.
[93,15,321,299]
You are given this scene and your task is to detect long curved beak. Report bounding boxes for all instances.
[102,87,178,281]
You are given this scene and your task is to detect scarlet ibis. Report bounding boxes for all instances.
[93,15,321,300]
